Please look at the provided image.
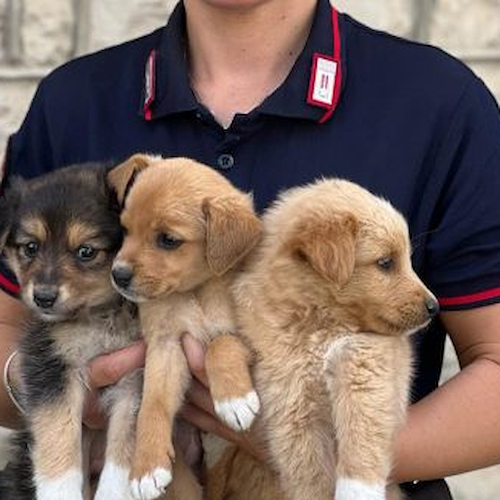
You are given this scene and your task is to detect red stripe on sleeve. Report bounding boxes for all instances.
[0,272,20,295]
[439,286,500,307]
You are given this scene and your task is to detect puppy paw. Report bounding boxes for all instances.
[94,462,133,500]
[130,467,172,500]
[335,478,386,500]
[214,390,260,431]
[36,469,84,500]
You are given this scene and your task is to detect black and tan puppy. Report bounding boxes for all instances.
[0,164,141,500]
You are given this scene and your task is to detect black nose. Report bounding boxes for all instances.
[33,287,59,309]
[112,266,133,289]
[426,297,440,318]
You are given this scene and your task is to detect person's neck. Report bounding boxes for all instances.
[184,0,317,128]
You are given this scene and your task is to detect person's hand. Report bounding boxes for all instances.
[180,334,267,463]
[84,341,146,429]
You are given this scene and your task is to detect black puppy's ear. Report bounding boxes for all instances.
[0,177,25,250]
[107,154,153,206]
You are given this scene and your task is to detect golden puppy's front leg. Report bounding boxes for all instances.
[30,374,85,500]
[131,336,191,500]
[206,334,260,432]
[325,335,411,500]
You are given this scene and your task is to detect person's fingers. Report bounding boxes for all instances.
[182,334,209,387]
[186,378,215,416]
[83,390,107,430]
[87,341,146,389]
[180,403,238,443]
[180,404,267,463]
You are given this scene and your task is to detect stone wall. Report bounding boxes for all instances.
[1,0,500,149]
[0,0,500,497]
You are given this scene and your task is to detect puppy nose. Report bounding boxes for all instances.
[426,297,440,318]
[112,266,133,289]
[33,287,59,309]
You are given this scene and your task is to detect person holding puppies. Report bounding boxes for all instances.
[2,0,500,498]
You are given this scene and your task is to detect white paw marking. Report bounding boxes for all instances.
[94,462,133,500]
[36,469,83,500]
[335,477,386,500]
[214,390,260,431]
[130,467,172,500]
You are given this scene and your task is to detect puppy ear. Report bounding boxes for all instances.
[290,213,358,285]
[0,178,24,250]
[107,154,152,205]
[203,195,262,276]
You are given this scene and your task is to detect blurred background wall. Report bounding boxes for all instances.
[0,1,499,498]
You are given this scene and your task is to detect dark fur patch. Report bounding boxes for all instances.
[18,320,69,411]
[0,162,124,498]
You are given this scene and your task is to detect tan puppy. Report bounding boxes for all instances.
[107,155,262,500]
[215,179,439,500]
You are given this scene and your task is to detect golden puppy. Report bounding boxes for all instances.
[215,179,439,500]
[107,155,262,500]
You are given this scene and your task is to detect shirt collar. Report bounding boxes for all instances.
[142,2,197,120]
[142,0,347,122]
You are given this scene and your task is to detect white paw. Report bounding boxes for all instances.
[94,462,133,500]
[335,478,385,500]
[214,390,260,431]
[36,469,83,500]
[130,467,172,500]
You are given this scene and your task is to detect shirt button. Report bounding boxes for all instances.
[217,153,235,170]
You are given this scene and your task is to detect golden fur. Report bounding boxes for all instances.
[107,155,262,499]
[207,179,439,500]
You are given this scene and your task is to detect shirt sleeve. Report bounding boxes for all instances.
[424,76,500,311]
[0,80,56,296]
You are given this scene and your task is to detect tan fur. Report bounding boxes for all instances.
[30,376,84,479]
[205,335,254,401]
[212,179,438,500]
[66,221,101,249]
[108,156,262,499]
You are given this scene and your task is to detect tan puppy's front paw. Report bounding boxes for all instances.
[335,478,386,500]
[130,467,173,500]
[214,390,260,431]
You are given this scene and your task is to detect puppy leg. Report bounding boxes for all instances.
[160,453,203,500]
[325,335,411,500]
[30,374,85,500]
[94,374,141,500]
[131,338,191,500]
[270,421,334,500]
[206,335,260,432]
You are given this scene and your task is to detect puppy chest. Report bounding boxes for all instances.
[52,315,139,365]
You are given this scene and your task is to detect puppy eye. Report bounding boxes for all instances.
[377,256,394,272]
[21,241,39,259]
[157,233,183,251]
[76,245,98,262]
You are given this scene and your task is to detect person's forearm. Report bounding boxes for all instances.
[393,358,500,484]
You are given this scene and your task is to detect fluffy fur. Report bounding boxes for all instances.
[207,179,439,500]
[107,155,262,500]
[0,164,141,500]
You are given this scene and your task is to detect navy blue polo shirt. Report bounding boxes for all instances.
[2,0,500,402]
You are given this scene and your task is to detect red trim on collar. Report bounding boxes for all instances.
[143,49,157,121]
[438,287,500,307]
[0,272,20,295]
[318,7,342,124]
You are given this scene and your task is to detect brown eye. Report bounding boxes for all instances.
[76,245,98,262]
[157,233,183,251]
[377,256,394,272]
[21,241,39,259]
